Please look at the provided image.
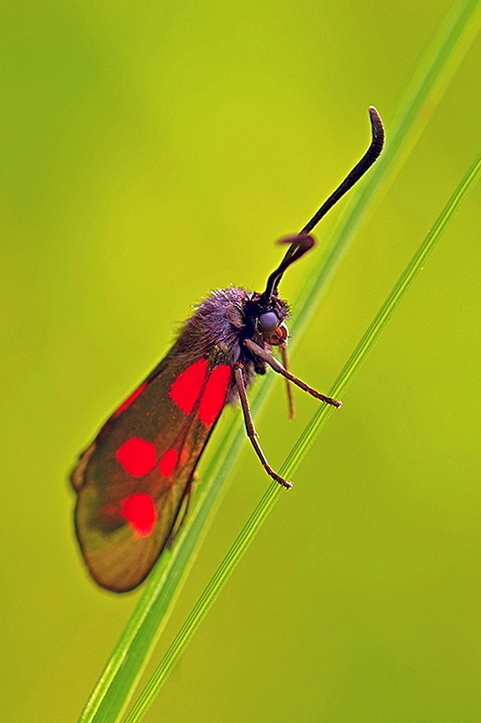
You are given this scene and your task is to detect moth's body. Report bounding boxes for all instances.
[70,107,384,592]
[71,285,291,592]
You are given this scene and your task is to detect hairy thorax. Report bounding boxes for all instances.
[171,286,290,394]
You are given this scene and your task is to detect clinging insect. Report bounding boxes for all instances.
[70,107,385,592]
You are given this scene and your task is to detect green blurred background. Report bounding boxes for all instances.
[2,1,481,721]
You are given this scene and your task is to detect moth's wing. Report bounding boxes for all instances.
[71,354,232,592]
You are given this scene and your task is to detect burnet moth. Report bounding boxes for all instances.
[71,107,384,592]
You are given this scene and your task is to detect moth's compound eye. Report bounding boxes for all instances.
[258,311,279,332]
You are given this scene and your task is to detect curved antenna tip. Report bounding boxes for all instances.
[368,106,385,149]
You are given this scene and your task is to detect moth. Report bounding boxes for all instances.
[71,107,384,591]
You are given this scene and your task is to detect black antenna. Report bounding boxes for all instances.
[264,107,385,300]
[262,234,316,302]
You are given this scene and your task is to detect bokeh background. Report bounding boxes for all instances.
[2,1,481,721]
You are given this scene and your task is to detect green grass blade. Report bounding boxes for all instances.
[76,2,481,722]
[124,151,481,723]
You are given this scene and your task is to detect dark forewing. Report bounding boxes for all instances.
[71,351,232,592]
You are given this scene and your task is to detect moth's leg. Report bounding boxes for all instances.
[234,365,292,490]
[166,476,194,547]
[244,338,342,408]
[279,342,295,420]
[192,470,202,484]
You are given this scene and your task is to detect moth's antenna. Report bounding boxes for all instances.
[300,106,384,236]
[264,107,385,299]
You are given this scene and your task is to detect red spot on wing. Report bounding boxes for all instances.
[198,364,231,427]
[169,358,208,414]
[113,382,148,417]
[115,437,157,477]
[120,493,157,538]
[158,448,179,477]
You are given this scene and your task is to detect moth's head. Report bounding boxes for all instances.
[251,302,289,346]
[243,290,290,339]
